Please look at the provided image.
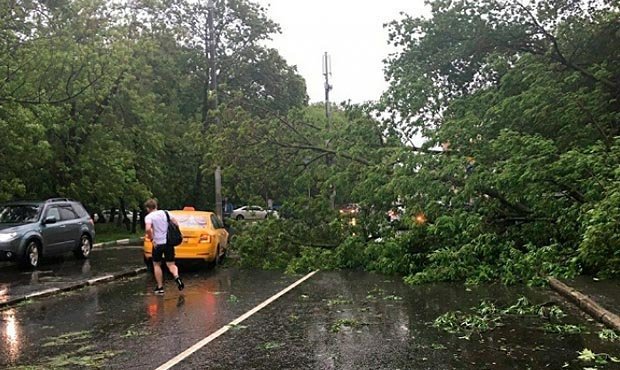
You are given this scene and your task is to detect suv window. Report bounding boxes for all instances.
[0,204,41,223]
[71,202,89,218]
[45,206,61,220]
[59,205,78,221]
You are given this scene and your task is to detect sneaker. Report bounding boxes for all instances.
[154,286,164,295]
[175,277,185,291]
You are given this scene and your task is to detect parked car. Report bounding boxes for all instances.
[0,198,96,269]
[338,203,360,226]
[338,203,360,216]
[230,205,278,220]
[143,207,228,268]
[99,209,135,223]
[387,206,406,223]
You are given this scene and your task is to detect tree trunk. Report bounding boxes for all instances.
[131,209,137,234]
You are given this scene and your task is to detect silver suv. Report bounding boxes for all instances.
[0,198,96,269]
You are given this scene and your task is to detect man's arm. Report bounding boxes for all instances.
[145,221,153,241]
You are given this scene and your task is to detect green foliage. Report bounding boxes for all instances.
[502,296,566,320]
[0,0,306,213]
[543,324,585,334]
[579,176,620,277]
[577,348,620,365]
[258,341,284,351]
[286,247,336,274]
[95,224,143,243]
[434,297,572,340]
[234,196,346,271]
[330,318,366,333]
[433,301,503,340]
[376,0,620,282]
[233,219,300,270]
[598,329,620,342]
[2,0,619,284]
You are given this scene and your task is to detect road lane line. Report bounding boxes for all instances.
[155,270,319,370]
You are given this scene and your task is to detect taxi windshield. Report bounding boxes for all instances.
[174,214,208,227]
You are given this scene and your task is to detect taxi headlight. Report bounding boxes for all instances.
[0,232,19,242]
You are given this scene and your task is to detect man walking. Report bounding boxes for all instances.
[144,198,184,295]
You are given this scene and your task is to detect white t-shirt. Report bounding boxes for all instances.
[145,210,175,245]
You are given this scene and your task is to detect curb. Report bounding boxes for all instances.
[93,237,144,249]
[0,267,147,310]
[549,277,620,331]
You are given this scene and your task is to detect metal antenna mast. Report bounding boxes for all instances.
[322,52,332,121]
[207,0,218,118]
[322,52,336,209]
[207,0,222,220]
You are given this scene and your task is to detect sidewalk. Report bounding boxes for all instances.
[93,236,144,249]
[0,238,146,309]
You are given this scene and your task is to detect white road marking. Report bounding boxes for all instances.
[155,270,319,370]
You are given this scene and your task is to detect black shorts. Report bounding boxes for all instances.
[152,243,175,263]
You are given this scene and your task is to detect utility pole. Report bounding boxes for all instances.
[322,52,332,124]
[202,0,217,131]
[323,52,336,209]
[207,0,218,116]
[207,0,222,219]
[215,166,222,220]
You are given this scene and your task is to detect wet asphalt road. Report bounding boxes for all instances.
[0,265,301,369]
[1,248,619,369]
[179,271,619,370]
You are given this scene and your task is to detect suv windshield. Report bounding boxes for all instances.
[0,204,41,224]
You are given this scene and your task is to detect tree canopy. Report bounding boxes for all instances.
[235,0,620,283]
[1,0,618,282]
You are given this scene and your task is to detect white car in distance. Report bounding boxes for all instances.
[231,206,278,220]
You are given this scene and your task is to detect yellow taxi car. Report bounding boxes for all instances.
[143,207,229,268]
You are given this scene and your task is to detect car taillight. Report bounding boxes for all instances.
[199,234,211,243]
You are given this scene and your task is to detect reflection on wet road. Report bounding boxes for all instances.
[0,266,300,369]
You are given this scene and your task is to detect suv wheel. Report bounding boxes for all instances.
[74,235,92,259]
[19,240,40,269]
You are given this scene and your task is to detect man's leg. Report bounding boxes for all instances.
[166,261,184,291]
[163,243,184,290]
[166,262,178,278]
[152,244,165,291]
[153,261,164,288]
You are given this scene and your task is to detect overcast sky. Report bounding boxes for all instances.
[256,0,430,105]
